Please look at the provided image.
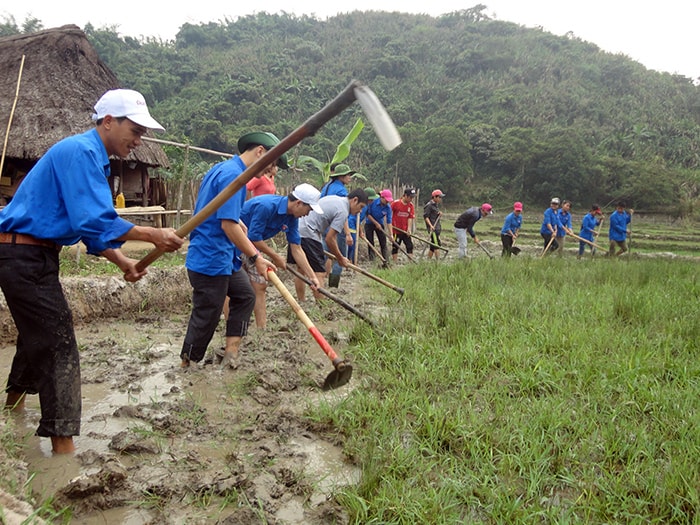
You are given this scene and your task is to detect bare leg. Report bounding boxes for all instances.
[294,276,306,302]
[312,272,326,300]
[51,436,75,454]
[221,335,243,369]
[4,391,25,412]
[251,281,267,329]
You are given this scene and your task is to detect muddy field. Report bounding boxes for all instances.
[0,262,375,524]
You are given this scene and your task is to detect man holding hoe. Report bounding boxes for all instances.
[390,188,416,263]
[180,132,284,370]
[239,184,324,328]
[0,89,183,454]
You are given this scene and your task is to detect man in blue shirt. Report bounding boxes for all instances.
[348,187,378,262]
[181,132,283,370]
[540,197,561,255]
[364,189,394,261]
[321,163,357,288]
[555,200,574,255]
[578,204,603,258]
[0,89,183,454]
[608,201,633,256]
[238,184,323,328]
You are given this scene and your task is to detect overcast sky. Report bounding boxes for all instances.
[2,1,698,80]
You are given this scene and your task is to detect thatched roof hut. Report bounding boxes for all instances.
[0,24,168,165]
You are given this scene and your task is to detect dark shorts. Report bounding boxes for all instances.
[288,237,326,273]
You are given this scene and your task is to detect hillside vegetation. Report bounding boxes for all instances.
[4,7,700,213]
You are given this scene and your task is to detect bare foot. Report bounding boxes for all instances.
[180,358,190,369]
[51,436,75,454]
[220,351,240,370]
[4,391,26,412]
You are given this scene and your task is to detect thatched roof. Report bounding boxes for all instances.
[0,25,168,167]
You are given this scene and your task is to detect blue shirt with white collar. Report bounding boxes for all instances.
[0,128,134,254]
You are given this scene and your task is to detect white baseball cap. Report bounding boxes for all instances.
[292,183,323,214]
[93,89,165,131]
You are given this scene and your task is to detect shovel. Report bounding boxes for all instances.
[541,234,557,257]
[568,231,606,252]
[267,270,353,390]
[475,239,495,259]
[324,251,405,299]
[393,225,449,260]
[286,266,375,327]
[510,235,521,256]
[136,80,401,272]
[359,235,389,267]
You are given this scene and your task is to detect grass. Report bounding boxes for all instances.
[308,257,700,523]
[59,248,185,276]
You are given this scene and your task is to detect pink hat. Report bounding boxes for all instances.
[481,203,493,214]
[513,201,523,211]
[431,189,445,198]
[380,189,393,202]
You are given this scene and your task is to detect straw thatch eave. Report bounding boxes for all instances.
[0,25,168,167]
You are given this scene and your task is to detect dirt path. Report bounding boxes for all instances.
[0,266,368,524]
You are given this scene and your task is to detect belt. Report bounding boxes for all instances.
[0,232,62,251]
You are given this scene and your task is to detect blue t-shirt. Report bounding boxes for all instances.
[320,179,348,197]
[235,194,301,265]
[501,212,522,236]
[366,199,392,226]
[0,128,134,254]
[556,210,572,237]
[540,208,559,235]
[579,213,600,242]
[608,210,631,242]
[186,157,248,276]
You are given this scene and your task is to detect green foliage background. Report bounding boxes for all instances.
[3,6,699,213]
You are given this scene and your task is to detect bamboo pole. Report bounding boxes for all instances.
[0,55,25,178]
[143,136,234,158]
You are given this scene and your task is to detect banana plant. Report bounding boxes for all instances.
[295,118,367,183]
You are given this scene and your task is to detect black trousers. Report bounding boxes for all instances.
[541,233,559,253]
[392,232,413,255]
[501,234,513,257]
[0,244,81,437]
[181,268,255,363]
[364,222,388,260]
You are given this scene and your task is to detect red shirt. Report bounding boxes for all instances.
[391,199,415,232]
[246,175,276,197]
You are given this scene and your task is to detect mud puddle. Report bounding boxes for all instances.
[1,272,364,524]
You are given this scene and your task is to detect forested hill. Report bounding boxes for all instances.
[15,7,700,212]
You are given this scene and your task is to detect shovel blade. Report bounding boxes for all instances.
[322,364,353,391]
[511,246,521,255]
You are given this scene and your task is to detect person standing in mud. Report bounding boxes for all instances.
[0,89,183,454]
[320,164,357,288]
[423,189,445,260]
[578,204,604,258]
[453,202,493,258]
[364,189,394,262]
[290,188,369,302]
[608,201,634,256]
[540,197,560,255]
[239,184,324,329]
[555,199,574,255]
[180,132,282,370]
[500,201,523,257]
[390,188,416,263]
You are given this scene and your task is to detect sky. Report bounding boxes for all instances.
[2,1,698,80]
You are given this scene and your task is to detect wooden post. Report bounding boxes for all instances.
[0,55,25,179]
